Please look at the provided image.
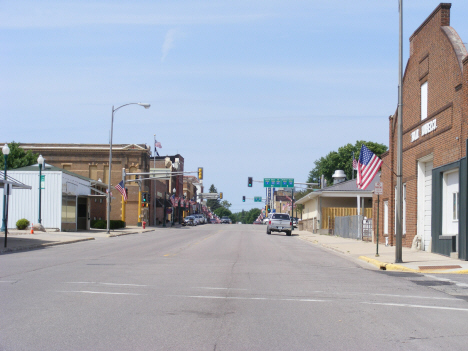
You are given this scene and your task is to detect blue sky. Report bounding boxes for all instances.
[2,1,468,212]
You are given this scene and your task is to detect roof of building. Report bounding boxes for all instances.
[11,164,101,184]
[296,173,380,205]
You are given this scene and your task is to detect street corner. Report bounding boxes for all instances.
[358,256,419,273]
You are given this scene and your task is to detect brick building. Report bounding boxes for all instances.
[376,3,468,259]
[20,143,152,226]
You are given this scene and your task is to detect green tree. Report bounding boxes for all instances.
[0,142,38,170]
[220,200,231,209]
[206,184,221,211]
[214,207,232,218]
[307,140,387,186]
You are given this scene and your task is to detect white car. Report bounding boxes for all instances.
[263,213,273,225]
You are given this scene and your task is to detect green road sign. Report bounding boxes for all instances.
[40,175,45,190]
[263,178,294,188]
[254,196,262,202]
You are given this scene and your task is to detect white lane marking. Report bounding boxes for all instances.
[57,290,143,295]
[66,282,148,287]
[0,281,15,283]
[366,293,457,301]
[423,274,468,288]
[361,302,468,312]
[194,287,248,290]
[170,295,326,302]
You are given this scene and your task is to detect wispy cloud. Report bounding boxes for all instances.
[161,28,182,62]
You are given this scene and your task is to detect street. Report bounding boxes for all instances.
[1,225,468,350]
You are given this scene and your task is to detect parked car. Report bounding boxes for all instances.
[194,214,205,224]
[291,217,298,228]
[210,218,217,224]
[267,213,292,236]
[183,216,197,226]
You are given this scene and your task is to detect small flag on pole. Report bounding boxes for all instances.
[115,180,127,202]
[154,140,162,156]
[356,145,382,190]
[352,153,358,170]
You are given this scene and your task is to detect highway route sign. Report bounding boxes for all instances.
[264,178,294,188]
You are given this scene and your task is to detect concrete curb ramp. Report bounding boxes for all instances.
[359,256,468,274]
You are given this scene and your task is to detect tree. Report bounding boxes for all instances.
[307,140,387,186]
[214,207,231,218]
[220,200,231,209]
[206,184,221,211]
[0,142,38,170]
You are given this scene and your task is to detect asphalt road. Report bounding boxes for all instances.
[1,224,468,350]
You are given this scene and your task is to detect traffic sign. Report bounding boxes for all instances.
[254,196,262,202]
[374,182,383,195]
[264,178,294,188]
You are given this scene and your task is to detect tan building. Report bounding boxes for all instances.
[20,143,151,226]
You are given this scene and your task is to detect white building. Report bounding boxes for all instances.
[0,164,105,231]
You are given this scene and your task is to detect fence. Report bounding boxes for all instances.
[334,215,364,240]
[322,207,372,230]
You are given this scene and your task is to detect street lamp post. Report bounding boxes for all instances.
[172,188,176,226]
[37,155,44,224]
[107,102,150,234]
[1,144,10,232]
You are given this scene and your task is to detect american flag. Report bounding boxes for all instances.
[115,180,127,202]
[356,145,382,190]
[352,152,358,170]
[155,141,162,149]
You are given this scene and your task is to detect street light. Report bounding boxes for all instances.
[107,102,150,234]
[37,154,44,225]
[172,187,176,225]
[1,143,10,232]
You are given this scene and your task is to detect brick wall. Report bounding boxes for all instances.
[375,4,467,249]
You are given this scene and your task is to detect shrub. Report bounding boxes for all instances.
[90,220,126,230]
[16,218,30,230]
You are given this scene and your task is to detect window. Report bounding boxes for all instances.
[61,195,76,223]
[103,166,109,185]
[89,165,97,180]
[442,169,459,235]
[403,183,406,234]
[384,201,388,235]
[421,81,428,120]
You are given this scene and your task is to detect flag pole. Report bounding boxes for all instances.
[352,152,354,180]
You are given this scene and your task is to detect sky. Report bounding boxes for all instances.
[2,1,468,213]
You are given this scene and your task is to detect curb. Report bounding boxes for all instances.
[107,229,153,237]
[0,237,95,254]
[359,256,418,272]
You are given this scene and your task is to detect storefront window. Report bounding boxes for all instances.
[62,195,77,223]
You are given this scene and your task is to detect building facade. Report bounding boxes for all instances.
[376,3,468,259]
[20,143,151,226]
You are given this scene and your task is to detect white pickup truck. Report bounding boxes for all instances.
[266,213,292,236]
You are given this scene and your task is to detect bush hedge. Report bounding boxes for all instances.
[90,220,126,230]
[16,218,30,230]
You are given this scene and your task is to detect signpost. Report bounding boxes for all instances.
[374,182,383,257]
[263,178,294,188]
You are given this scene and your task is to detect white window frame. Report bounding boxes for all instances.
[421,81,428,120]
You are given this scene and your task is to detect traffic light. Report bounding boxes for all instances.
[248,177,253,187]
[198,167,203,180]
[142,192,149,207]
[242,196,245,202]
[219,192,223,200]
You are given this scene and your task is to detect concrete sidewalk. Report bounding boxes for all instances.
[0,225,166,254]
[297,229,468,274]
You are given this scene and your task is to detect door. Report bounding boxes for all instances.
[418,159,433,251]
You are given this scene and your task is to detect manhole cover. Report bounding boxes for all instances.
[418,265,462,270]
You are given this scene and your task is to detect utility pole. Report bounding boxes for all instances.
[395,0,403,263]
